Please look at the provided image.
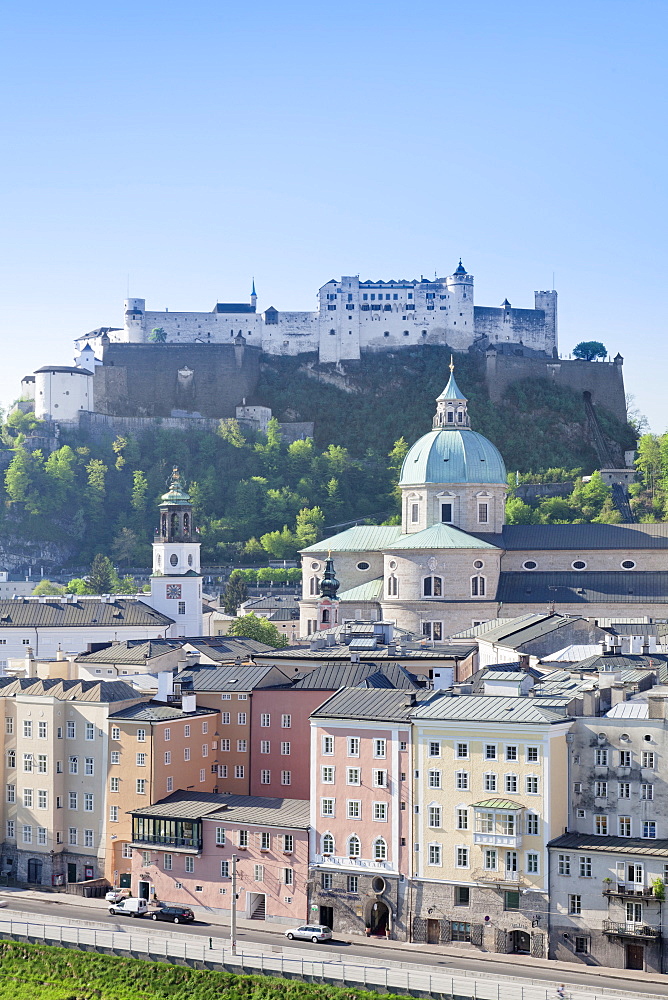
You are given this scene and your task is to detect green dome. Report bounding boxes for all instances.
[399,428,507,486]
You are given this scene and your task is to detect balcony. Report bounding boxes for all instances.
[130,836,201,852]
[473,833,521,848]
[603,920,660,939]
[473,868,520,886]
[603,884,657,900]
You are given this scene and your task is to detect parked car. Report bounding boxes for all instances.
[109,897,149,917]
[105,889,128,903]
[150,905,195,924]
[285,924,332,943]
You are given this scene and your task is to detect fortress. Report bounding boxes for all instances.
[19,262,627,430]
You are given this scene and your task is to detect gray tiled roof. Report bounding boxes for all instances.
[254,644,475,662]
[109,702,218,722]
[131,791,310,829]
[291,660,421,691]
[0,598,173,628]
[76,639,182,665]
[0,676,139,703]
[497,572,668,605]
[244,596,300,611]
[549,832,668,857]
[185,637,274,658]
[474,614,575,646]
[412,693,569,724]
[311,688,432,722]
[568,653,668,671]
[337,579,385,603]
[495,523,668,550]
[174,664,290,692]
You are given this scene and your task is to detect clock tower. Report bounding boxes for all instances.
[149,467,203,637]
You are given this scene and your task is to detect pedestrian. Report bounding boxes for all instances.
[556,986,566,1000]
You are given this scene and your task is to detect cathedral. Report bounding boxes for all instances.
[299,365,668,638]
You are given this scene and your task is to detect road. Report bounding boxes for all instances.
[1,894,666,999]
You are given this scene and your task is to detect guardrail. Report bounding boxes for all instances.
[0,916,663,1000]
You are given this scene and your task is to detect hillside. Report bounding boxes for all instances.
[0,347,637,570]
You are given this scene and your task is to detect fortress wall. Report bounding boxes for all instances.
[485,353,627,423]
[474,306,548,350]
[68,412,314,446]
[93,343,261,419]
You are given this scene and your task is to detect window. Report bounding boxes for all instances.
[136,752,147,767]
[260,831,270,850]
[4,718,12,735]
[575,937,589,954]
[373,769,387,788]
[6,821,14,839]
[5,785,14,803]
[185,856,194,874]
[642,751,656,768]
[23,720,32,738]
[68,756,78,774]
[455,742,469,759]
[504,891,520,911]
[411,503,419,523]
[136,779,146,794]
[110,751,120,765]
[641,783,654,800]
[619,750,631,767]
[451,921,471,942]
[322,736,334,755]
[260,770,270,784]
[526,813,539,836]
[423,575,442,597]
[428,805,442,828]
[484,849,497,870]
[347,737,360,757]
[619,816,631,837]
[347,800,361,819]
[347,874,359,893]
[471,576,485,597]
[281,714,291,729]
[23,825,33,844]
[456,847,469,868]
[237,740,247,752]
[627,901,643,923]
[428,843,442,866]
[484,772,497,792]
[595,748,608,766]
[85,757,94,776]
[321,798,334,817]
[456,771,469,790]
[23,753,33,773]
[164,728,171,741]
[23,788,33,807]
[260,714,271,728]
[525,776,539,794]
[238,713,247,726]
[347,767,361,785]
[238,829,249,848]
[505,774,518,793]
[484,744,497,760]
[121,844,132,859]
[85,723,94,741]
[39,827,48,846]
[594,815,608,836]
[527,853,539,874]
[37,755,47,774]
[38,721,47,739]
[221,739,231,752]
[643,821,657,839]
[569,894,582,915]
[283,867,293,886]
[234,765,244,779]
[184,724,191,737]
[110,776,119,793]
[281,742,290,755]
[281,771,291,785]
[322,872,333,890]
[347,834,361,857]
[68,827,77,846]
[505,745,518,762]
[374,738,386,758]
[6,751,14,769]
[373,837,387,861]
[456,808,468,830]
[84,793,94,812]
[253,864,264,882]
[428,769,441,788]
[618,782,630,798]
[526,746,539,762]
[109,806,118,822]
[387,574,398,597]
[428,741,441,757]
[221,713,230,725]
[579,856,592,878]
[184,748,190,761]
[321,765,335,783]
[68,791,78,810]
[166,776,173,791]
[202,744,209,757]
[558,855,571,876]
[283,834,294,853]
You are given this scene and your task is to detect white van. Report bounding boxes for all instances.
[109,897,149,917]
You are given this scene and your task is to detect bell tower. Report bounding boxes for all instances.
[149,467,203,637]
[317,554,340,631]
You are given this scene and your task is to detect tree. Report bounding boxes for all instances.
[221,572,248,615]
[295,506,325,548]
[31,579,65,596]
[88,553,116,594]
[112,527,139,566]
[149,327,167,343]
[573,341,607,361]
[226,612,288,648]
[260,525,298,560]
[65,578,93,595]
[243,537,265,560]
[505,496,535,524]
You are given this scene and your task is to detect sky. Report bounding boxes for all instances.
[0,0,666,431]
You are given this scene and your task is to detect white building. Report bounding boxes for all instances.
[33,366,94,422]
[149,468,203,638]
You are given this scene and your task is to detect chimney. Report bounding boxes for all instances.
[642,642,651,656]
[181,692,197,713]
[648,695,668,720]
[184,651,201,669]
[610,683,627,707]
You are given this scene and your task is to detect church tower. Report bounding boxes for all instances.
[149,467,203,637]
[316,554,340,630]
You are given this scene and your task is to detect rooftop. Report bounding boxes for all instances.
[173,664,290,692]
[497,572,668,605]
[109,702,218,722]
[412,693,569,724]
[312,688,432,723]
[0,598,173,628]
[300,525,402,554]
[290,660,421,691]
[493,523,668,551]
[76,639,183,665]
[549,832,668,858]
[0,677,139,703]
[131,790,310,829]
[389,523,499,551]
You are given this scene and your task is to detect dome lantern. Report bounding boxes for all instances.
[433,356,470,430]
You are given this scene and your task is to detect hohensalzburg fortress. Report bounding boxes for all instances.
[98,262,557,363]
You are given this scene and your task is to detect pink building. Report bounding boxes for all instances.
[250,661,421,800]
[130,791,309,924]
[309,688,425,940]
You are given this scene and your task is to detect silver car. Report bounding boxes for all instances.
[285,924,332,943]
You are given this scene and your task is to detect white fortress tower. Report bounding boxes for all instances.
[33,365,95,421]
[149,468,203,637]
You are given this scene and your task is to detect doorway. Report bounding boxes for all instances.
[369,899,389,936]
[319,905,334,930]
[427,918,440,944]
[67,863,77,883]
[138,880,150,901]
[511,930,530,954]
[626,943,644,970]
[27,859,42,884]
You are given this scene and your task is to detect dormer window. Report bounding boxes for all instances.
[441,502,453,523]
[457,410,463,423]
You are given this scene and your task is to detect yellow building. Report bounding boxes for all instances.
[410,694,571,956]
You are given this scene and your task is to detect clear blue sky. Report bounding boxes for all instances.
[1,0,666,431]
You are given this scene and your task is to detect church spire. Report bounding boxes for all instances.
[319,553,340,600]
[433,357,470,429]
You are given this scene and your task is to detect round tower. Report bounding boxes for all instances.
[444,261,474,349]
[123,298,145,342]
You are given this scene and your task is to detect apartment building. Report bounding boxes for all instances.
[410,694,572,956]
[548,689,668,972]
[0,677,143,885]
[130,790,309,922]
[105,700,219,887]
[309,689,419,939]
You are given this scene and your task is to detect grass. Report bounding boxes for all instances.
[0,940,413,1000]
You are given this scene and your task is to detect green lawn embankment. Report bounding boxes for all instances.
[0,940,412,1000]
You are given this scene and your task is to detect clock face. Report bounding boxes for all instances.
[166,584,182,600]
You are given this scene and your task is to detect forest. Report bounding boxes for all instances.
[0,348,640,569]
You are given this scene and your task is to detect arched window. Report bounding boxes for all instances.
[309,576,320,595]
[183,512,190,534]
[387,575,398,597]
[447,410,454,423]
[322,833,334,855]
[471,576,486,597]
[373,837,387,861]
[457,410,463,423]
[423,576,443,597]
[170,512,179,536]
[321,609,330,623]
[347,835,361,857]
